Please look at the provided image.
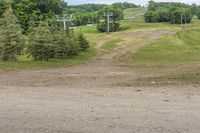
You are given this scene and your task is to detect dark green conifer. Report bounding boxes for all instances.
[27,21,54,61]
[77,32,89,51]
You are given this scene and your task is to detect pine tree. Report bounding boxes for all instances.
[27,20,54,61]
[78,32,89,51]
[0,5,23,61]
[53,30,70,58]
[53,31,80,58]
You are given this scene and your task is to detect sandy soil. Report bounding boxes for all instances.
[0,29,200,133]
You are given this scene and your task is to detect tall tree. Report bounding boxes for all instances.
[14,0,40,32]
[0,0,68,32]
[0,5,23,61]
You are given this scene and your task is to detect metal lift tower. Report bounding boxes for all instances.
[103,12,113,34]
[56,14,73,32]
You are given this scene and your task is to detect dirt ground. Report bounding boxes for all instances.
[0,29,200,133]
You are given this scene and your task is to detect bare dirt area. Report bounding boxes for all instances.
[1,29,200,133]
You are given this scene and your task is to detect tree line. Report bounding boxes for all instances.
[66,2,139,27]
[144,1,194,24]
[190,4,200,19]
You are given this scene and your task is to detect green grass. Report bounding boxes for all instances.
[75,25,100,35]
[131,21,200,67]
[123,8,146,20]
[0,46,96,70]
[128,19,200,85]
[101,38,123,51]
[120,20,181,32]
[134,73,200,86]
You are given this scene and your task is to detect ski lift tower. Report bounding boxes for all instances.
[56,14,73,32]
[103,12,113,34]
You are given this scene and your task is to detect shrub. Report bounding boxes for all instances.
[54,33,80,57]
[77,32,89,51]
[27,21,54,61]
[97,21,120,32]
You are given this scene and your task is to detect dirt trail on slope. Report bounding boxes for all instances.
[1,29,200,133]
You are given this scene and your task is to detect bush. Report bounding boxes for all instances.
[65,36,80,56]
[77,32,89,51]
[27,21,55,61]
[97,21,120,32]
[144,11,159,23]
[53,31,71,58]
[97,22,107,32]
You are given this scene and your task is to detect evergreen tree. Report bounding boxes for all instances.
[27,21,54,61]
[0,5,23,61]
[67,36,80,56]
[53,30,71,58]
[52,30,81,58]
[77,32,89,51]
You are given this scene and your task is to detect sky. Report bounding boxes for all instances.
[66,0,200,5]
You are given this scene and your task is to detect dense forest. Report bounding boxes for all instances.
[144,1,195,24]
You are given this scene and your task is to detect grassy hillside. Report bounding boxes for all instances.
[129,19,200,85]
[132,20,200,67]
[123,8,146,21]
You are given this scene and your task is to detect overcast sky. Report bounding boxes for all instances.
[66,0,200,5]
